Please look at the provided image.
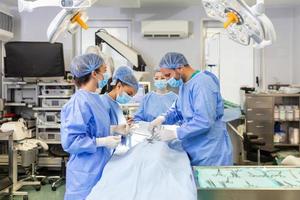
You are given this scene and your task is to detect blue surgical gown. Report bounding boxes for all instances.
[163,71,233,166]
[100,94,128,145]
[61,89,111,200]
[133,91,178,122]
[100,94,127,125]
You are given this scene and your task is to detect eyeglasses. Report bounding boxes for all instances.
[153,77,166,81]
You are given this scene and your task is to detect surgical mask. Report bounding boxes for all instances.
[116,91,132,104]
[154,80,168,90]
[167,77,183,88]
[98,73,110,89]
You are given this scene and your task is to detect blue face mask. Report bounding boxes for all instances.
[116,91,132,104]
[154,80,168,90]
[167,77,183,88]
[98,73,110,89]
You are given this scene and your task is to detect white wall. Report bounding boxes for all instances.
[293,6,300,85]
[0,3,11,15]
[12,8,74,68]
[86,6,207,75]
[13,6,206,72]
[264,7,294,85]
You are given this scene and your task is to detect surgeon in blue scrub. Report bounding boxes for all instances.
[133,70,178,122]
[150,52,233,166]
[100,66,139,129]
[61,54,122,200]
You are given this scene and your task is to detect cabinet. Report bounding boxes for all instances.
[34,82,75,144]
[246,94,300,152]
[0,81,75,167]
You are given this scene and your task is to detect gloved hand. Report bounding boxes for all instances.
[149,116,166,131]
[156,129,177,142]
[127,118,134,125]
[96,136,121,148]
[110,124,130,136]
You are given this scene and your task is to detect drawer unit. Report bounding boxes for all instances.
[246,108,273,121]
[245,94,300,153]
[247,120,273,134]
[246,120,273,144]
[246,96,273,109]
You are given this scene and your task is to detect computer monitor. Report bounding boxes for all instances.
[4,42,65,78]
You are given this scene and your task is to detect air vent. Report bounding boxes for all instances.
[170,34,181,38]
[0,10,14,41]
[0,12,13,32]
[144,34,153,38]
[143,34,184,39]
[154,34,169,38]
[141,20,189,39]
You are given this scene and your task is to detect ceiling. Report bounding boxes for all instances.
[2,0,300,8]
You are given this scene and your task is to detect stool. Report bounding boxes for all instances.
[244,133,279,165]
[47,145,69,191]
[0,177,13,199]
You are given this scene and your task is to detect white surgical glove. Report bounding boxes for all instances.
[96,136,121,149]
[157,129,177,142]
[110,124,130,136]
[149,116,166,131]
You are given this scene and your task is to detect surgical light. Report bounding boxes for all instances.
[47,10,89,43]
[18,0,97,43]
[202,0,276,48]
[18,0,92,12]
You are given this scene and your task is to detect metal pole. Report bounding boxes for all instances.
[257,149,261,165]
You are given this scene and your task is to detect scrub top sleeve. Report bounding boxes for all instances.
[176,85,216,140]
[61,101,97,154]
[163,100,181,125]
[133,95,148,122]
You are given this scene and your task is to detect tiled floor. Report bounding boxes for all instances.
[1,184,65,200]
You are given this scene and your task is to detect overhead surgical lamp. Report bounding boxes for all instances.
[18,0,92,12]
[47,9,89,43]
[18,0,97,43]
[202,0,276,48]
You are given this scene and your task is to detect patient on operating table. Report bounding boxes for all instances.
[87,123,197,200]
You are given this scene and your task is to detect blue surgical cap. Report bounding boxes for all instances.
[70,53,104,78]
[159,52,189,69]
[112,66,139,92]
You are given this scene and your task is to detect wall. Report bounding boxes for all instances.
[14,5,206,72]
[293,6,300,85]
[264,7,294,85]
[12,8,74,68]
[0,3,11,15]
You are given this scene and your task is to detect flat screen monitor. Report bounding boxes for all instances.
[4,42,65,77]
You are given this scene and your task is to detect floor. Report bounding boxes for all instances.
[1,184,65,200]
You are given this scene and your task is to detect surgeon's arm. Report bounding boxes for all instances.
[176,86,216,140]
[163,100,182,125]
[61,103,97,154]
[133,97,146,122]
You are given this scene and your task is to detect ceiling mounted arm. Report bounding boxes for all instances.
[18,0,92,12]
[95,29,147,72]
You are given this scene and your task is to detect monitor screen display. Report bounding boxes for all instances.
[4,42,65,77]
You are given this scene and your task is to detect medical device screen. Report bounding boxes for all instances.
[4,42,65,77]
